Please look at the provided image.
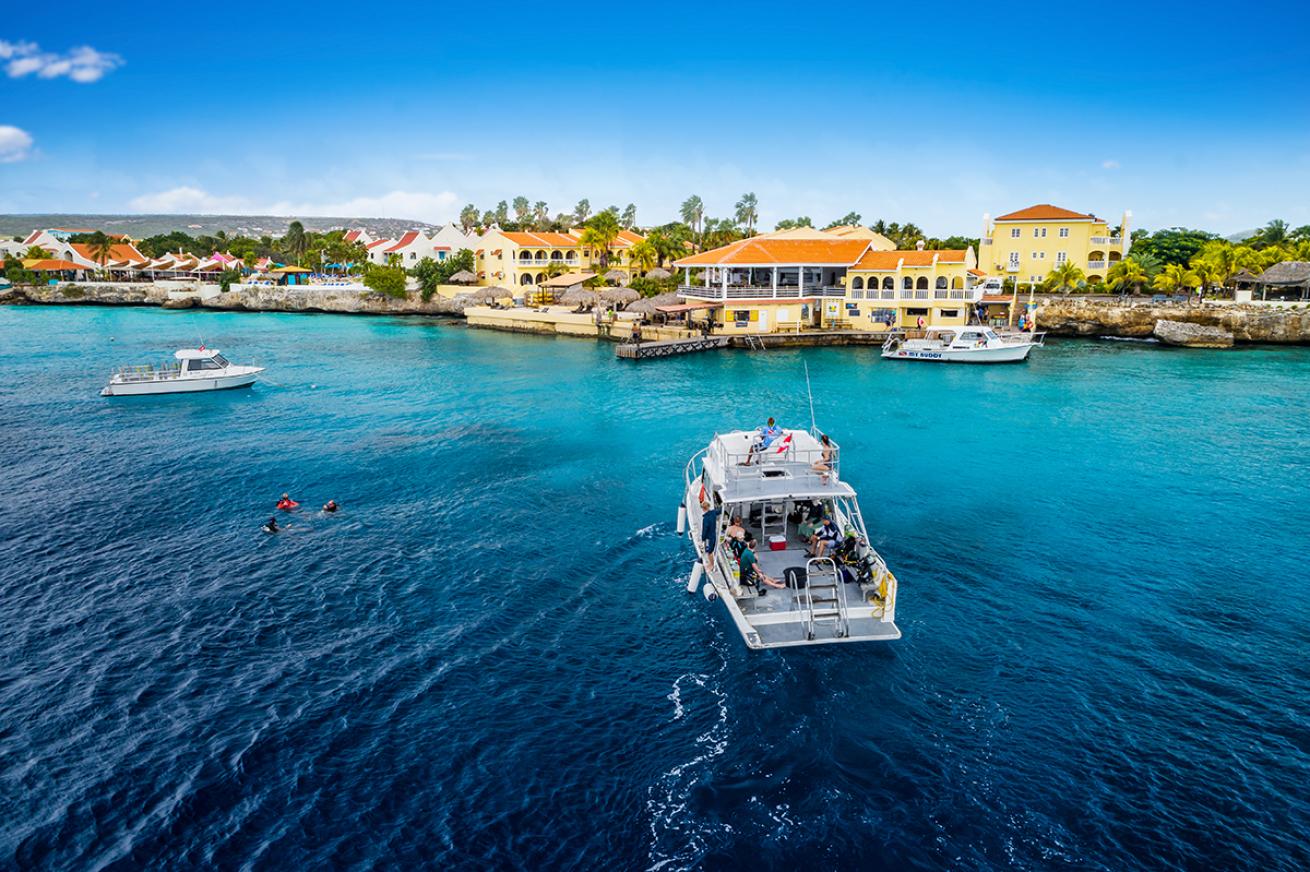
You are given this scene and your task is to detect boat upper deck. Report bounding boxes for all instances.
[699,429,853,503]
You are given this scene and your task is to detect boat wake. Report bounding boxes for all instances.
[1098,335,1159,343]
[645,633,731,871]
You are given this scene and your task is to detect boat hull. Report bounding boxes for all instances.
[881,343,1036,363]
[101,370,261,396]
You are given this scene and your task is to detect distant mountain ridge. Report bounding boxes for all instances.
[0,214,439,240]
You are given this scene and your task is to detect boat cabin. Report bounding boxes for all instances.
[174,348,233,373]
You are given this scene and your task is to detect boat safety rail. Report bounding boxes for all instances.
[710,436,839,483]
[113,363,183,382]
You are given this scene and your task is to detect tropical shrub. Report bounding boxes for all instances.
[363,266,408,299]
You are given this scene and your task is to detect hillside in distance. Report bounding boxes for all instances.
[0,214,439,240]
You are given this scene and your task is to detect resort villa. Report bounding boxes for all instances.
[981,204,1131,285]
[474,227,647,288]
[365,224,478,266]
[674,228,984,335]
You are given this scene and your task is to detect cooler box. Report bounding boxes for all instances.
[768,534,787,552]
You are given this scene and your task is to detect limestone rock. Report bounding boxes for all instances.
[1152,319,1234,348]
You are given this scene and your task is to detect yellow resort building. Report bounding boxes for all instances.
[674,233,984,334]
[980,204,1131,285]
[474,228,646,289]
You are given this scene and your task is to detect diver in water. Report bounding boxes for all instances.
[263,517,280,533]
[323,499,339,513]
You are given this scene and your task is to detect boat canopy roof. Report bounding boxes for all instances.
[174,348,223,360]
[701,429,854,502]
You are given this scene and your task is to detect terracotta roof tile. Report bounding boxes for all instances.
[502,231,581,247]
[384,231,423,252]
[675,238,870,267]
[994,204,1096,222]
[69,242,148,265]
[850,249,966,270]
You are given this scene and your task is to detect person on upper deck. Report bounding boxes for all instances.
[743,417,782,466]
[810,433,834,483]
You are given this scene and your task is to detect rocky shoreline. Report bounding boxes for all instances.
[5,282,1310,346]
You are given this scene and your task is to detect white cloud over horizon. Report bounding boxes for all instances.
[128,186,462,223]
[0,125,33,163]
[1,40,123,83]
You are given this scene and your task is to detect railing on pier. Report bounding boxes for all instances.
[678,285,848,301]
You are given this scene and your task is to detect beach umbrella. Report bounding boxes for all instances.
[646,267,671,279]
[647,291,682,307]
[448,269,477,284]
[559,287,598,305]
[603,269,626,284]
[601,286,640,304]
[625,298,658,315]
[458,286,504,303]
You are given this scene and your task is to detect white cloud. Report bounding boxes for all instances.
[1102,159,1121,170]
[128,186,461,222]
[0,125,33,163]
[1,40,123,83]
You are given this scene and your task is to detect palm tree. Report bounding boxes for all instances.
[1152,263,1199,294]
[1261,219,1288,247]
[573,199,591,224]
[679,195,704,243]
[285,221,307,265]
[512,196,532,226]
[578,210,620,268]
[533,201,549,226]
[1107,258,1148,295]
[621,203,637,229]
[24,245,51,260]
[734,192,759,234]
[1191,259,1223,300]
[1044,261,1086,293]
[86,230,115,278]
[629,239,657,274]
[459,204,479,233]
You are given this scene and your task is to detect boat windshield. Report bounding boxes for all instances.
[212,353,230,367]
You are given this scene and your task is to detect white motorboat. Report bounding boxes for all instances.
[101,348,264,396]
[680,428,900,649]
[881,326,1044,363]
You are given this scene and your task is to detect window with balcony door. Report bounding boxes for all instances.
[1008,253,1020,267]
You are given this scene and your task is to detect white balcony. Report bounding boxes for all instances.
[1090,236,1123,246]
[1087,260,1107,269]
[678,284,847,301]
[1006,264,1021,273]
[981,237,993,245]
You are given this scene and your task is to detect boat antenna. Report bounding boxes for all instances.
[804,359,817,434]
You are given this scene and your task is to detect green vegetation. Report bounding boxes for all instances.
[136,225,365,271]
[409,249,475,301]
[363,265,408,299]
[775,217,813,230]
[1043,261,1086,293]
[578,210,622,269]
[60,285,85,299]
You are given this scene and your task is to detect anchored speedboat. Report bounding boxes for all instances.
[101,348,264,396]
[882,326,1044,363]
[680,427,900,649]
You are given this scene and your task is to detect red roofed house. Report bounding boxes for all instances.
[981,204,1132,286]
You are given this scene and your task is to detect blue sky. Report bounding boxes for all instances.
[2,0,1308,236]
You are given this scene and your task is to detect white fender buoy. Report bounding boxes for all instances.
[676,503,687,536]
[701,582,718,603]
[686,562,704,594]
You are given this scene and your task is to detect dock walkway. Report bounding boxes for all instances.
[616,336,729,359]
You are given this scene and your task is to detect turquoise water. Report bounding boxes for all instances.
[2,305,1309,869]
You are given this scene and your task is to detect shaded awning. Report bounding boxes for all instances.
[24,258,87,271]
[656,302,722,313]
[540,271,596,288]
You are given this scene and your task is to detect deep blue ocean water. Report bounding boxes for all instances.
[2,305,1309,870]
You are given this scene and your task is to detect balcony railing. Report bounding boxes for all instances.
[678,284,847,301]
[1087,260,1107,270]
[1006,264,1021,273]
[981,237,993,245]
[1090,237,1123,246]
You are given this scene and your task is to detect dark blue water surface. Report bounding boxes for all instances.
[2,306,1309,870]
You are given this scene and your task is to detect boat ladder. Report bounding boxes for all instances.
[801,557,849,640]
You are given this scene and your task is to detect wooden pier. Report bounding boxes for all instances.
[616,336,729,360]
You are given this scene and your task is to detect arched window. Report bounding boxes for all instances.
[520,274,534,285]
[916,277,929,290]
[902,277,913,290]
[883,277,894,290]
[551,251,563,261]
[537,273,547,284]
[935,276,948,289]
[851,276,864,290]
[951,277,963,289]
[536,250,547,261]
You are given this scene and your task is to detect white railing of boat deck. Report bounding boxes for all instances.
[112,364,185,383]
[709,432,840,484]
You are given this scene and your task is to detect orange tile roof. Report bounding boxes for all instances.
[69,242,148,264]
[676,237,870,267]
[994,204,1096,222]
[850,249,967,270]
[613,229,645,247]
[502,231,580,248]
[384,230,422,252]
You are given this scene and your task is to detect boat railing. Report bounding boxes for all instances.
[112,363,184,383]
[710,435,839,484]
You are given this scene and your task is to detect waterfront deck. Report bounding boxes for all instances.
[616,336,729,359]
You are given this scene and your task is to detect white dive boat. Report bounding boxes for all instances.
[101,348,264,396]
[881,326,1044,363]
[680,428,900,649]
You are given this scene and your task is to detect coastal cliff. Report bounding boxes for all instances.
[0,281,472,317]
[1036,298,1310,344]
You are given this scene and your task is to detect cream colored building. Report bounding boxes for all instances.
[981,204,1131,285]
[475,228,646,288]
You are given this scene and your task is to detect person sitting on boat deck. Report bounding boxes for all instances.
[323,499,339,513]
[740,537,786,592]
[809,516,841,558]
[810,433,834,483]
[724,514,747,558]
[743,417,782,466]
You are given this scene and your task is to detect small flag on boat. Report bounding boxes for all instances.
[775,433,793,453]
